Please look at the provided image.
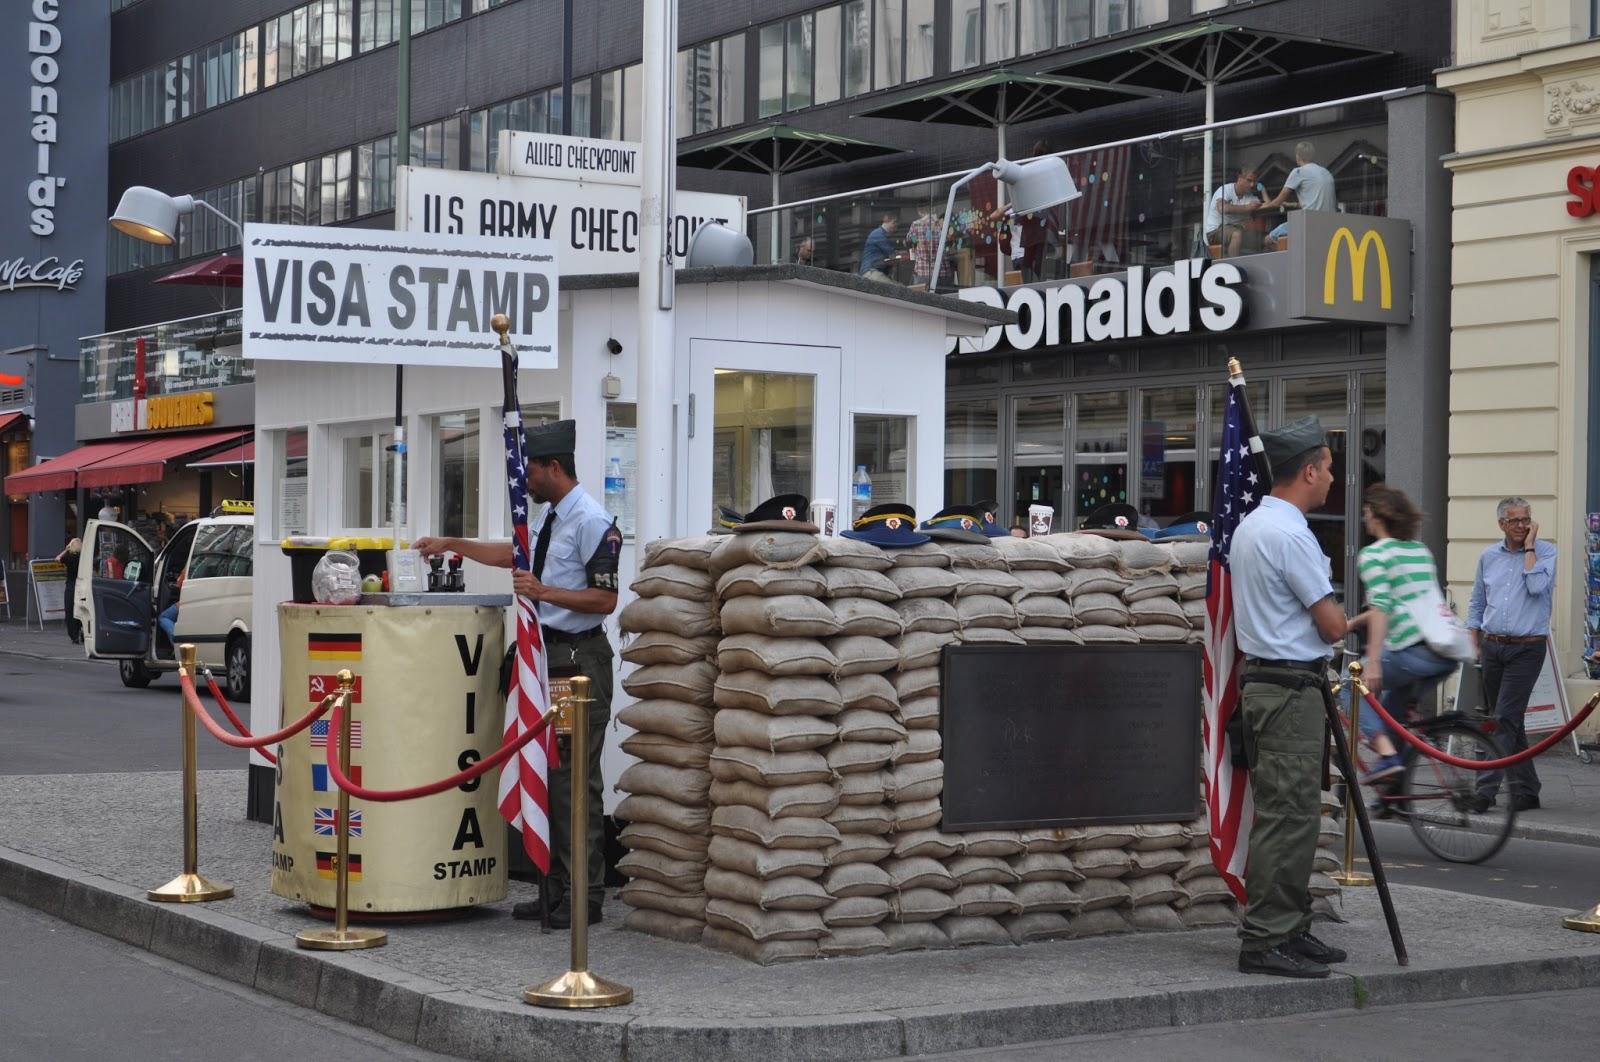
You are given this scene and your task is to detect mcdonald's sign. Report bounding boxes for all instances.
[1287,212,1411,325]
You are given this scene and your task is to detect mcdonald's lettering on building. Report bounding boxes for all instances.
[1287,212,1412,326]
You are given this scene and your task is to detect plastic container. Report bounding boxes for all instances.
[281,537,333,604]
[852,465,872,522]
[329,537,395,581]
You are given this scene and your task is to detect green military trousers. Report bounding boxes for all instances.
[546,632,613,907]
[1238,666,1326,952]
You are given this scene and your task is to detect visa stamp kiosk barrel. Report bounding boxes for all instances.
[271,599,510,913]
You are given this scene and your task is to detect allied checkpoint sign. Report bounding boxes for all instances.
[397,131,747,275]
[241,223,559,368]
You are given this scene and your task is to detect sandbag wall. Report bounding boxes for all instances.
[616,530,1342,962]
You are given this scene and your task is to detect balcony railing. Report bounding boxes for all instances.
[751,89,1396,289]
[79,309,251,403]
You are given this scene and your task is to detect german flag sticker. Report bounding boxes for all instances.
[308,633,362,660]
[315,851,362,881]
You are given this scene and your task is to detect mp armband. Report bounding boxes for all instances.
[585,520,624,591]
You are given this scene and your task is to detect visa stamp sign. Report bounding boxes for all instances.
[1287,212,1411,325]
[241,224,558,369]
[397,166,746,275]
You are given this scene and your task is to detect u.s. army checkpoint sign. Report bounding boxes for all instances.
[241,223,558,368]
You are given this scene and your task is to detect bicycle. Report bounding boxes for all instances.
[1329,648,1516,864]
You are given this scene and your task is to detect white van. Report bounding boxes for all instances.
[74,501,255,699]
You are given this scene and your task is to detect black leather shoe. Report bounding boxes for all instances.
[548,896,604,929]
[1285,930,1347,965]
[510,900,549,921]
[1511,795,1541,812]
[1467,794,1496,814]
[1238,945,1330,979]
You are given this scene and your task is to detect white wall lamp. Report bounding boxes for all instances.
[929,156,1080,294]
[110,185,242,246]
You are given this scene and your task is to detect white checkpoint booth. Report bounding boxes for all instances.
[244,255,1010,821]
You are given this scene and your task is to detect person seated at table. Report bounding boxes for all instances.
[1262,141,1337,249]
[1203,168,1262,258]
[858,212,901,284]
[795,237,815,265]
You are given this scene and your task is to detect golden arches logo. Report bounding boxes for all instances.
[1323,227,1391,309]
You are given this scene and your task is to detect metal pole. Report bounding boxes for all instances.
[525,676,633,1007]
[1203,79,1215,210]
[1334,671,1409,965]
[771,141,781,264]
[298,671,386,950]
[148,644,233,902]
[392,0,412,551]
[1332,663,1375,887]
[635,0,677,545]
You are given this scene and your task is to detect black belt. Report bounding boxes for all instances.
[1482,633,1544,644]
[1244,657,1327,673]
[542,626,604,645]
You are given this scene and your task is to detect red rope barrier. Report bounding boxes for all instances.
[199,668,274,765]
[1358,685,1599,770]
[325,699,557,802]
[179,670,332,751]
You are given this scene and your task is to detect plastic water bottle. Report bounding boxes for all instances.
[604,457,625,515]
[852,464,872,521]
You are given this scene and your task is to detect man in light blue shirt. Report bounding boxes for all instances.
[1263,141,1338,249]
[1466,497,1556,812]
[1229,416,1349,980]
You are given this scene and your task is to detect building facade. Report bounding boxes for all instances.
[1441,0,1600,722]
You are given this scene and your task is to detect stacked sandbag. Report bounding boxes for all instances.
[615,536,723,943]
[1117,539,1192,646]
[1041,533,1136,645]
[700,530,845,963]
[1173,812,1239,929]
[1169,539,1211,645]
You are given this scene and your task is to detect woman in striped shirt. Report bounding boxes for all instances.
[1350,484,1457,783]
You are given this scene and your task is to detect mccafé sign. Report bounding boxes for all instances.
[111,391,215,433]
[1286,212,1412,325]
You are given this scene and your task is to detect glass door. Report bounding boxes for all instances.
[1136,386,1200,529]
[946,398,999,514]
[1010,394,1066,533]
[1282,373,1354,601]
[1071,389,1130,530]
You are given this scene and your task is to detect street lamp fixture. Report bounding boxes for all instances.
[929,156,1080,294]
[109,185,243,246]
[686,222,755,268]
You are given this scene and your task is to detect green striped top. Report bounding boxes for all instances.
[1357,538,1440,650]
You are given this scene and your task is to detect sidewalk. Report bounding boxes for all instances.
[0,618,86,663]
[2,769,1598,1062]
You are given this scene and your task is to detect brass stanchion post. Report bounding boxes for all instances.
[525,675,633,1008]
[149,644,234,902]
[298,671,386,951]
[1331,661,1375,888]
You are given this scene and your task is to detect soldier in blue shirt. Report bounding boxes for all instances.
[1229,416,1350,979]
[1466,497,1556,812]
[417,419,621,929]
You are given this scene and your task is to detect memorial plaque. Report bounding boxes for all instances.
[940,644,1201,831]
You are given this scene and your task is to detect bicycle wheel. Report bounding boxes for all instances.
[1400,722,1516,864]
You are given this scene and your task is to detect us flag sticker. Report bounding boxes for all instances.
[307,633,362,660]
[308,674,362,702]
[315,851,362,881]
[309,720,361,748]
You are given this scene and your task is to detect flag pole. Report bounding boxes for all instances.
[1227,357,1408,966]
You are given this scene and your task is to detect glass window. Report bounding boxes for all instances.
[342,428,400,530]
[815,6,842,107]
[1137,386,1198,526]
[711,371,815,518]
[605,403,637,538]
[1060,0,1092,42]
[786,15,814,111]
[434,412,480,538]
[275,428,310,538]
[759,23,784,117]
[1358,371,1386,561]
[945,399,998,512]
[1012,396,1065,531]
[95,525,154,584]
[598,69,622,139]
[187,524,235,580]
[720,34,746,127]
[906,0,935,81]
[1283,374,1350,595]
[987,0,1017,63]
[623,63,643,140]
[1073,389,1128,529]
[951,0,983,71]
[854,414,912,521]
[844,1,870,97]
[1022,0,1057,52]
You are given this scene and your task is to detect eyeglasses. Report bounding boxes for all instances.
[1500,517,1532,526]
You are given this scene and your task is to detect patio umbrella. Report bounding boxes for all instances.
[153,253,243,287]
[1044,21,1390,194]
[678,124,905,262]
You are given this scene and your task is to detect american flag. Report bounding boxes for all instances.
[313,808,363,837]
[1202,375,1267,903]
[495,337,558,874]
[309,719,361,748]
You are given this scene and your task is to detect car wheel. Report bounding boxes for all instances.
[226,634,252,703]
[119,658,154,688]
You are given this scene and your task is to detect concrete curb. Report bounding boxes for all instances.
[5,844,1600,1059]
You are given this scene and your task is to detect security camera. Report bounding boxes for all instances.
[605,338,623,355]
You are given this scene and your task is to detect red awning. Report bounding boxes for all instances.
[0,411,26,436]
[78,430,250,489]
[188,439,254,469]
[155,253,243,287]
[4,440,145,494]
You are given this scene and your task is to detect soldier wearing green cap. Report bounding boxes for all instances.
[1228,415,1351,979]
[416,418,621,929]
